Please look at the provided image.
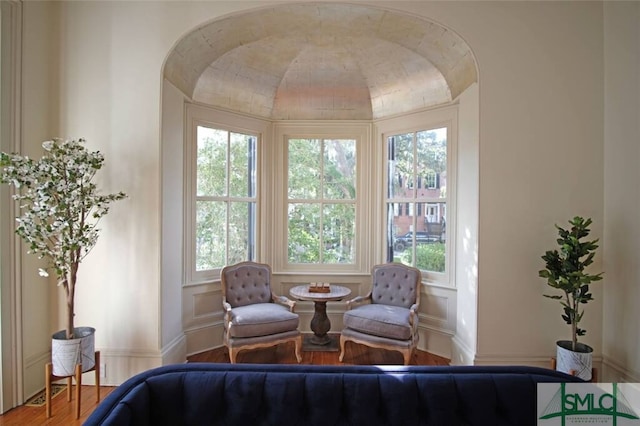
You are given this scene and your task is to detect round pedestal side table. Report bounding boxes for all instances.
[289,284,351,347]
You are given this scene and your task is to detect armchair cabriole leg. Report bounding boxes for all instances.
[402,350,411,366]
[338,335,346,362]
[294,336,302,363]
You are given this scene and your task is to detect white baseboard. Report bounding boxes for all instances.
[601,356,640,383]
[161,333,187,365]
[82,349,164,386]
[64,334,186,387]
[419,326,453,360]
[185,322,224,357]
[450,334,475,365]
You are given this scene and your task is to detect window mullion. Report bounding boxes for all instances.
[224,133,230,265]
[319,139,324,263]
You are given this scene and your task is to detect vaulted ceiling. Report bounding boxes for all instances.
[164,3,477,120]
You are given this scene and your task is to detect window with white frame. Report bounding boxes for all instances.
[191,124,258,274]
[286,138,356,264]
[386,126,450,280]
[185,107,455,284]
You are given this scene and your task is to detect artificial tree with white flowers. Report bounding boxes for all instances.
[0,138,126,340]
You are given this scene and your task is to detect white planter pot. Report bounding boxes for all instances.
[51,327,96,377]
[555,340,593,381]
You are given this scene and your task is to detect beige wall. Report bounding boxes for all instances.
[603,1,640,382]
[20,0,57,399]
[452,1,605,365]
[12,0,638,396]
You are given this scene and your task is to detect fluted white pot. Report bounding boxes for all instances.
[51,327,95,377]
[556,340,593,381]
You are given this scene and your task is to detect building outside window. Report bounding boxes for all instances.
[386,127,448,277]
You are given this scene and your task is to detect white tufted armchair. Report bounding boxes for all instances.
[221,261,302,363]
[339,263,421,365]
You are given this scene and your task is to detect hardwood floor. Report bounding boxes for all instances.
[188,338,451,366]
[0,384,114,426]
[0,340,449,425]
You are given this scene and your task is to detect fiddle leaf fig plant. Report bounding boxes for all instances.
[0,138,126,340]
[538,216,603,352]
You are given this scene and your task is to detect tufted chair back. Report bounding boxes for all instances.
[371,263,420,309]
[340,262,421,365]
[222,262,273,308]
[220,261,302,363]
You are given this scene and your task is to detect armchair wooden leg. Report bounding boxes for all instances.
[402,349,412,366]
[228,348,236,364]
[294,336,302,363]
[338,335,346,362]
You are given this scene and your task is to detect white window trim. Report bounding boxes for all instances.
[184,104,270,285]
[271,121,372,274]
[184,104,457,285]
[375,106,458,287]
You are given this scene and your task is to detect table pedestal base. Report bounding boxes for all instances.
[302,333,340,352]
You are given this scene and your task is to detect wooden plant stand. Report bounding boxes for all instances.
[45,350,101,419]
[550,357,598,382]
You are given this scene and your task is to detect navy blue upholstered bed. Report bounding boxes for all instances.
[84,362,582,426]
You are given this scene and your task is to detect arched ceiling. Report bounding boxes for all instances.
[164,3,476,120]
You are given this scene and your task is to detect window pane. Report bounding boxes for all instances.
[197,126,227,196]
[196,201,226,271]
[228,201,255,265]
[288,138,321,199]
[386,126,448,275]
[288,203,320,263]
[387,201,446,272]
[229,133,255,197]
[322,204,355,264]
[323,139,356,200]
[193,124,258,275]
[413,242,445,273]
[416,128,447,199]
[287,136,357,266]
[388,133,414,199]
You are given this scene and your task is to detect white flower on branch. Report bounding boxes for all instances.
[0,138,127,339]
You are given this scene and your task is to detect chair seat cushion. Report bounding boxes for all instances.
[343,304,411,340]
[229,303,299,338]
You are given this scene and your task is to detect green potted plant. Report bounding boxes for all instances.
[538,216,603,380]
[0,138,126,377]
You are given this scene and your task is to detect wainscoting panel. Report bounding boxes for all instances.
[183,281,223,356]
[23,350,51,401]
[182,276,458,361]
[419,284,456,359]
